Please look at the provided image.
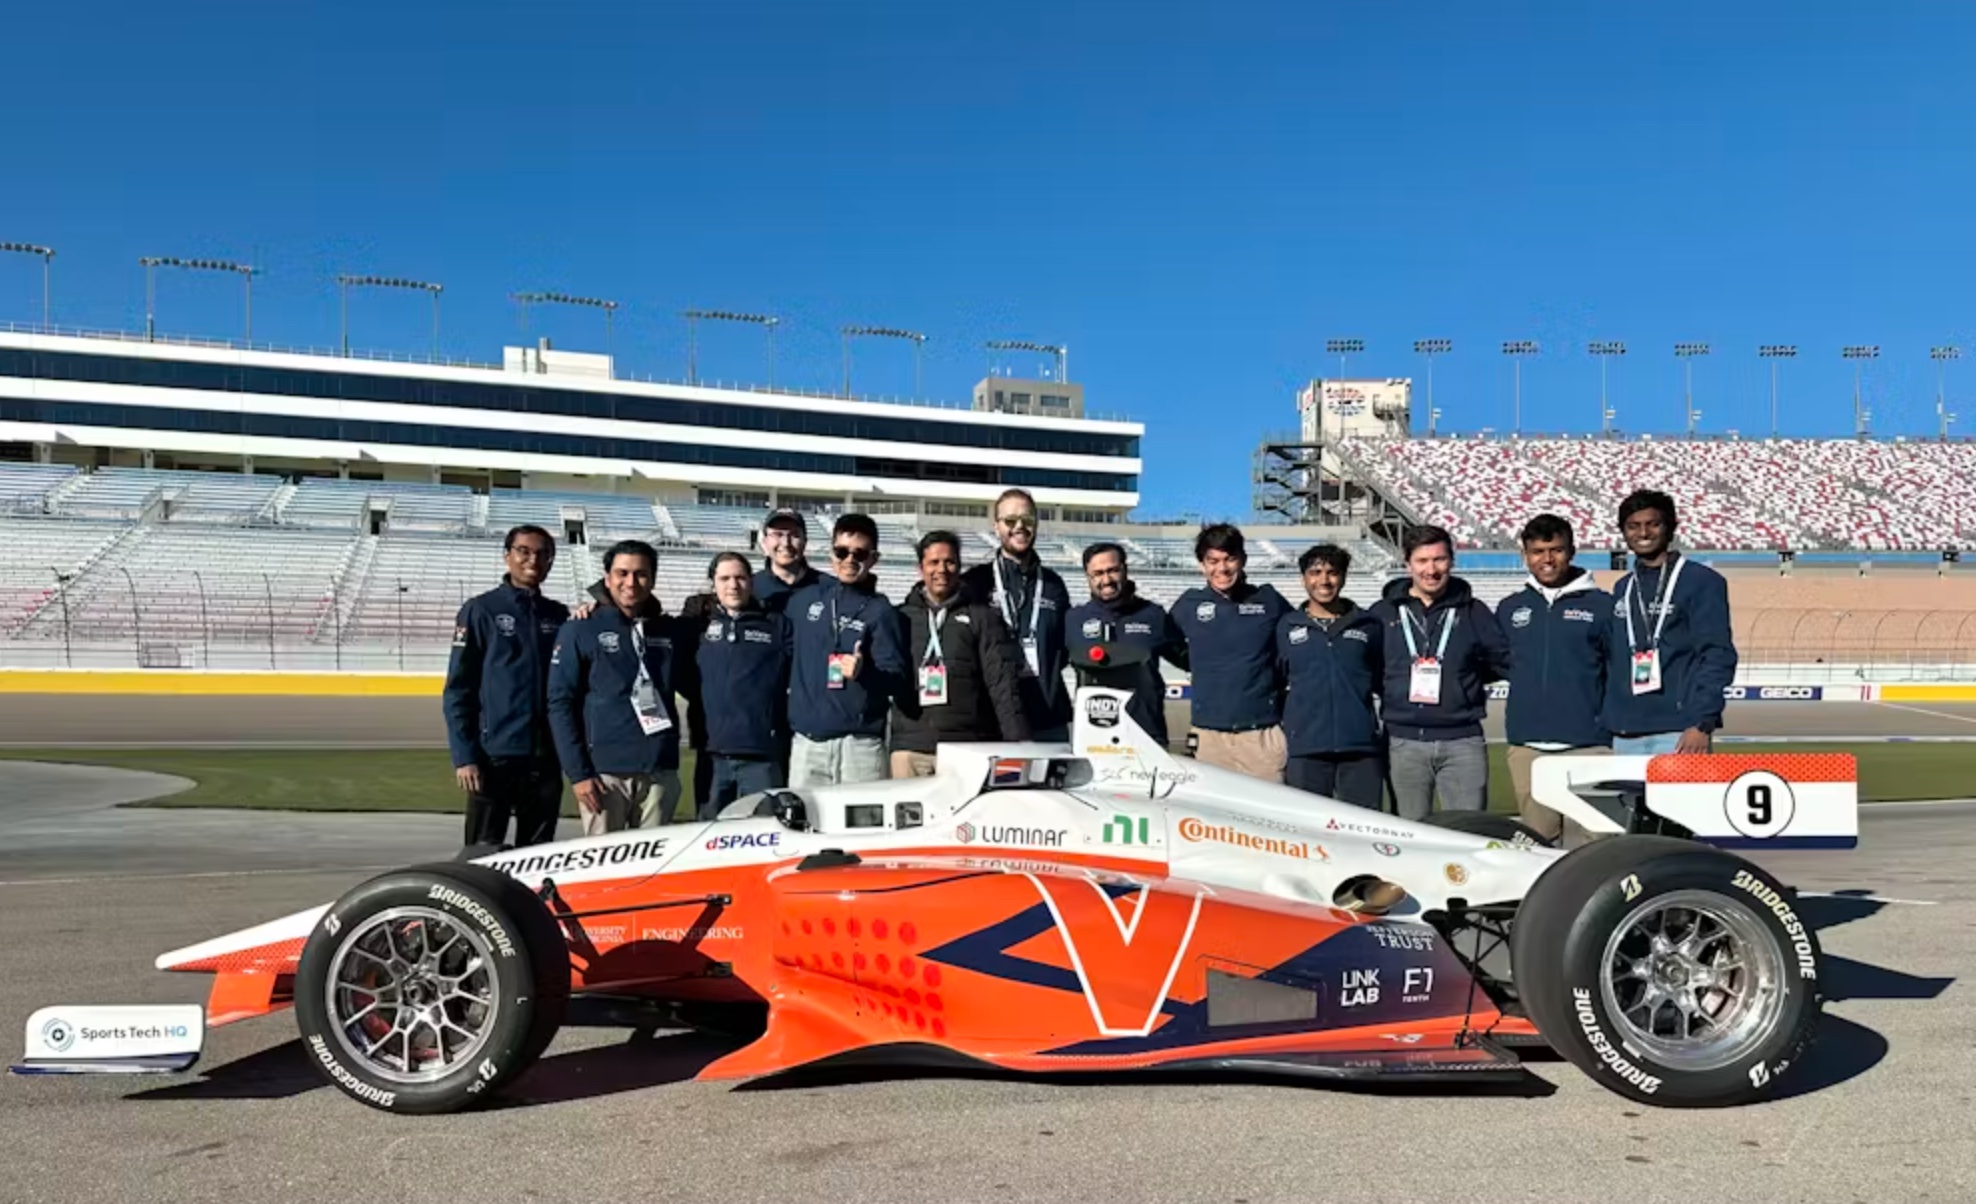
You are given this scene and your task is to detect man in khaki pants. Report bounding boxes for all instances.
[1494,515,1615,844]
[1167,524,1293,781]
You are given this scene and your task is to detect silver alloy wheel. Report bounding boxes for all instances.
[325,906,501,1084]
[1599,889,1787,1074]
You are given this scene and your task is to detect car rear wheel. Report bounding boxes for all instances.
[293,862,569,1114]
[1511,835,1823,1107]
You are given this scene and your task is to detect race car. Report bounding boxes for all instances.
[13,657,1855,1114]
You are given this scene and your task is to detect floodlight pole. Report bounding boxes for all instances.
[1589,341,1627,436]
[1842,345,1879,437]
[1932,346,1961,443]
[986,339,1069,385]
[1758,345,1797,439]
[139,256,259,342]
[1675,343,1711,438]
[1501,341,1538,436]
[1413,339,1450,437]
[337,274,445,359]
[841,325,928,399]
[0,243,54,328]
[683,310,780,388]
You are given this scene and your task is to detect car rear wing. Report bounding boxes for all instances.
[1529,752,1859,850]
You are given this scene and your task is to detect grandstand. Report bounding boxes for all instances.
[0,464,1397,670]
[1338,434,1976,552]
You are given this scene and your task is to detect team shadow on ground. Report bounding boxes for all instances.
[129,890,1952,1109]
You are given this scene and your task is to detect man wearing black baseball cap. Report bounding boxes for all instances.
[752,507,820,616]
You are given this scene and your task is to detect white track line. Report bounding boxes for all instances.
[1870,700,1976,727]
[0,865,396,888]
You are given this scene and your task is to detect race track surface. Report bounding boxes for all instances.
[3,694,1976,747]
[0,766,1969,1200]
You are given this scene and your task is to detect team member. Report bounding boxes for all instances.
[1169,523,1294,781]
[685,552,792,817]
[890,531,1031,776]
[1604,490,1738,754]
[1276,544,1385,809]
[784,513,908,786]
[962,488,1072,740]
[1064,542,1189,748]
[1497,515,1614,842]
[547,540,685,834]
[442,525,570,847]
[578,564,702,818]
[1371,524,1510,820]
[752,507,820,614]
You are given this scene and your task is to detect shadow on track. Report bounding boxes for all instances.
[731,1051,1558,1101]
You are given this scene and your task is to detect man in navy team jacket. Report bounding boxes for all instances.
[443,524,570,848]
[1064,542,1189,749]
[1369,524,1511,820]
[1277,543,1385,809]
[1602,490,1739,755]
[680,550,791,819]
[547,539,686,834]
[1169,523,1294,782]
[783,513,909,786]
[1496,514,1614,841]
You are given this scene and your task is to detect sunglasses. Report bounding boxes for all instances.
[831,545,874,564]
[997,515,1037,530]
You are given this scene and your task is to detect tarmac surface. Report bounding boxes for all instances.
[0,697,1970,1202]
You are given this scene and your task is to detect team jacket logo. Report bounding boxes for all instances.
[598,632,621,653]
[1562,608,1597,622]
[1082,618,1103,638]
[1511,607,1532,628]
[1194,602,1215,623]
[495,614,517,636]
[1288,626,1309,645]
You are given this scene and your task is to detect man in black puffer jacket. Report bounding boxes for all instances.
[1367,524,1510,820]
[890,530,1032,776]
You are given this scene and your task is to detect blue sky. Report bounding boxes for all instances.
[5,0,1974,519]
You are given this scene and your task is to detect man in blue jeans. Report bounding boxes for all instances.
[1369,524,1510,820]
[680,551,791,819]
[1603,490,1739,755]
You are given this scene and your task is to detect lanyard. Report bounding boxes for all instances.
[829,590,869,650]
[922,604,948,665]
[1400,604,1455,660]
[629,622,655,689]
[995,560,1043,638]
[1623,555,1687,652]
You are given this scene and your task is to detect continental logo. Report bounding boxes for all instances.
[1732,870,1818,980]
[1573,988,1661,1095]
[309,1034,397,1108]
[1177,816,1329,862]
[427,885,516,958]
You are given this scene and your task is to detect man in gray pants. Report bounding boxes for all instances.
[1367,525,1511,820]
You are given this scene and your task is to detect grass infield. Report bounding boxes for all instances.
[0,742,1963,814]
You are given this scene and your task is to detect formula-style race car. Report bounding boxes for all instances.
[14,649,1857,1113]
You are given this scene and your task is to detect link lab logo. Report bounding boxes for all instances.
[41,1016,75,1053]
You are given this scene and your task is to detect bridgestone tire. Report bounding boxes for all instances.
[293,862,570,1115]
[1510,835,1823,1107]
[1418,811,1556,849]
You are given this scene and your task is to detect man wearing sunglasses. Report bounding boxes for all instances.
[961,488,1073,741]
[784,513,909,786]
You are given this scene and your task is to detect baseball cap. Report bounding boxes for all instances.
[763,507,808,534]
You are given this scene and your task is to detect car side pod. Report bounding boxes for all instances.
[10,1004,205,1075]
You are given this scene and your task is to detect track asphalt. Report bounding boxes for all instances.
[0,697,1968,1202]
